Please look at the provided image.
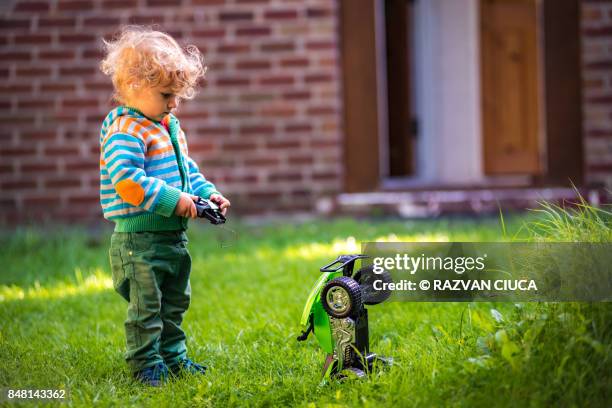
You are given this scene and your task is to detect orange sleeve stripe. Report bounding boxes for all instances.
[101,118,144,146]
[147,145,174,157]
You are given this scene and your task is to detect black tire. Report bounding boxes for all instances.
[321,276,362,318]
[353,265,393,305]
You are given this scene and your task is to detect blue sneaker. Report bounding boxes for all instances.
[169,358,207,377]
[133,363,168,387]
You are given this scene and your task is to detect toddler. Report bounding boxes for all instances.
[99,26,230,386]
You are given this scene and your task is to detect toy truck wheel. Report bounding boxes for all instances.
[321,277,362,318]
[354,265,393,305]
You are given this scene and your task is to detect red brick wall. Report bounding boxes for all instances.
[582,0,612,190]
[0,0,342,222]
[1,0,611,224]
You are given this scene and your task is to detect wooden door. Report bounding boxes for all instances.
[386,0,414,177]
[481,0,541,175]
[340,0,381,192]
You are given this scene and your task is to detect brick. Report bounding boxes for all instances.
[83,17,121,26]
[260,106,296,117]
[587,95,612,104]
[59,67,96,76]
[84,81,113,91]
[20,131,58,142]
[267,140,300,149]
[65,160,98,171]
[239,125,274,135]
[585,60,612,70]
[82,49,104,59]
[62,99,98,109]
[0,19,30,29]
[21,163,57,173]
[44,177,82,188]
[14,1,50,12]
[45,146,80,156]
[66,194,99,205]
[216,77,250,86]
[14,34,52,45]
[0,146,37,156]
[583,78,604,89]
[147,0,181,5]
[261,41,294,52]
[269,172,302,182]
[39,50,76,60]
[281,57,309,67]
[306,41,335,50]
[104,0,138,8]
[244,156,280,166]
[239,92,275,102]
[288,154,313,164]
[307,106,337,116]
[582,7,603,21]
[305,73,334,83]
[226,174,258,183]
[0,51,31,61]
[0,162,13,174]
[583,26,612,37]
[285,123,312,132]
[38,17,76,27]
[219,11,253,22]
[0,199,17,212]
[223,141,257,151]
[193,28,226,38]
[588,164,612,172]
[218,108,253,118]
[64,130,91,140]
[127,15,165,25]
[236,59,271,70]
[307,7,333,18]
[217,43,251,54]
[196,126,231,135]
[313,171,338,181]
[2,115,38,126]
[260,76,294,85]
[236,26,271,37]
[2,180,37,190]
[187,141,214,154]
[57,0,95,11]
[191,0,225,5]
[264,10,298,20]
[59,33,95,43]
[587,129,612,138]
[311,139,338,148]
[282,90,311,100]
[17,99,55,109]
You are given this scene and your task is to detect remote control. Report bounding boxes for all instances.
[195,197,226,225]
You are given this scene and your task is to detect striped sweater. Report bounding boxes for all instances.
[99,106,219,232]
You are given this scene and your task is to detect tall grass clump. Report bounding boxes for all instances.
[443,195,611,406]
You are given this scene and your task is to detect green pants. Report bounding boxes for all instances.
[109,231,191,373]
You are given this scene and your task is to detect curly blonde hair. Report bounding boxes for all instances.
[100,26,207,104]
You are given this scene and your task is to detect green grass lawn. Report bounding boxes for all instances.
[0,213,610,407]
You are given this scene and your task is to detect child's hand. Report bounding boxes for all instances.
[209,193,231,216]
[175,192,199,219]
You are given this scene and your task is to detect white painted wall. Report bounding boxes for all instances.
[412,0,484,184]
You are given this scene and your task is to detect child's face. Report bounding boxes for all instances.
[126,85,180,121]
